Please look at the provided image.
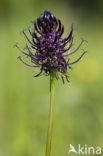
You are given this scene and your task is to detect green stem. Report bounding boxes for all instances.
[46,72,55,156]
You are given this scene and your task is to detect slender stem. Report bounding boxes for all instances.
[46,72,55,156]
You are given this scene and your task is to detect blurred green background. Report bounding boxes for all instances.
[0,0,103,156]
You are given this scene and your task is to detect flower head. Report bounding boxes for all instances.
[15,10,87,83]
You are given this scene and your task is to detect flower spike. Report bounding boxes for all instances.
[15,10,87,82]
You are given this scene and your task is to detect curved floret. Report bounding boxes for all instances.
[15,10,87,83]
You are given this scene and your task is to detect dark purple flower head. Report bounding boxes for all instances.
[15,10,87,83]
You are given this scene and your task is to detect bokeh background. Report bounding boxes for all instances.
[0,0,103,156]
